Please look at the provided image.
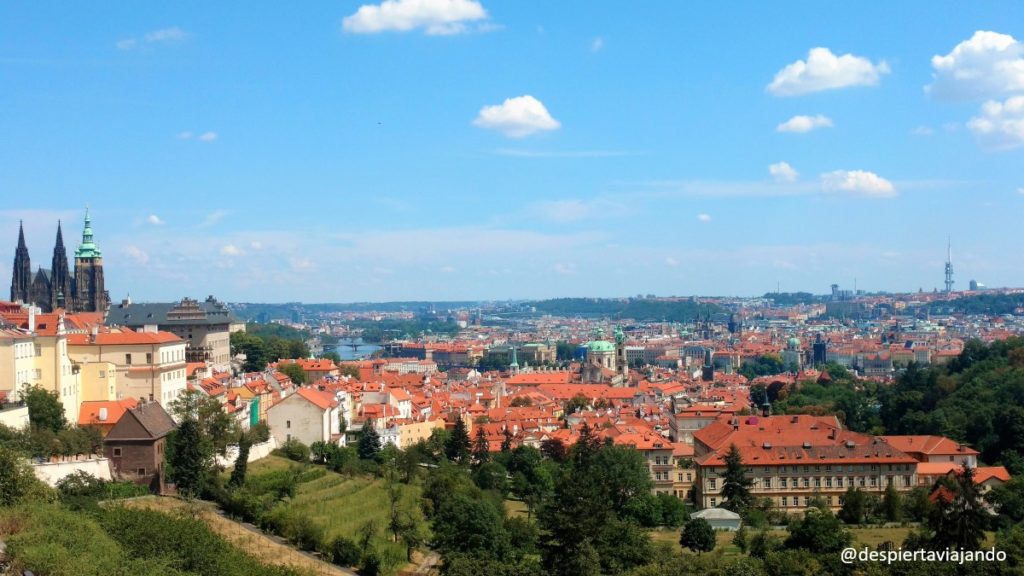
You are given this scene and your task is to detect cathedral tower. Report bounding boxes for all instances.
[73,209,108,312]
[49,222,74,311]
[10,221,31,303]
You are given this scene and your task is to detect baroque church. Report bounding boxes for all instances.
[9,210,110,313]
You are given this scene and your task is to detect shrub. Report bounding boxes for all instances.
[280,439,310,462]
[330,536,361,567]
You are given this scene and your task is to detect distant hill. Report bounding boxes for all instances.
[530,297,722,322]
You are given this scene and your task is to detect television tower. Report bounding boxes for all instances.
[944,238,954,294]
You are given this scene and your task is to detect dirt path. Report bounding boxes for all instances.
[401,550,441,575]
[118,496,356,576]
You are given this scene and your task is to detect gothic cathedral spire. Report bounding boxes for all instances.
[10,221,31,303]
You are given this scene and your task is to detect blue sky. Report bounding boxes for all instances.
[2,1,1023,302]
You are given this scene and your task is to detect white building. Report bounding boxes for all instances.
[267,387,343,447]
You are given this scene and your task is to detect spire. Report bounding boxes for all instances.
[55,220,65,250]
[17,220,26,250]
[75,206,102,259]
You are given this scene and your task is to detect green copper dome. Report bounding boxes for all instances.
[587,340,616,353]
[74,209,103,259]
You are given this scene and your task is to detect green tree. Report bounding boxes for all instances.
[278,362,307,385]
[733,525,749,554]
[0,443,51,505]
[169,389,239,455]
[721,444,753,513]
[839,487,868,524]
[228,434,251,488]
[23,384,67,433]
[784,507,851,553]
[501,428,514,452]
[169,418,210,497]
[358,419,381,460]
[656,492,689,527]
[445,417,471,463]
[929,466,988,550]
[680,518,716,554]
[882,482,903,522]
[564,393,589,415]
[472,426,490,467]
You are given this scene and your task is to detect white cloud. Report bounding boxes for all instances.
[928,31,1024,101]
[1018,187,1024,195]
[342,0,488,35]
[177,131,193,140]
[473,95,560,138]
[966,95,1024,150]
[198,131,217,142]
[912,125,935,136]
[145,27,188,43]
[117,27,188,50]
[768,47,889,96]
[820,170,896,198]
[220,244,243,256]
[250,241,264,250]
[697,213,712,223]
[776,114,833,133]
[530,198,624,223]
[591,37,604,53]
[201,210,228,227]
[551,262,576,275]
[146,214,164,225]
[664,256,679,267]
[769,161,799,183]
[124,246,149,265]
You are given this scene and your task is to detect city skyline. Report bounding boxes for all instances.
[2,2,1023,301]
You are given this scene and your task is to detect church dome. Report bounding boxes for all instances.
[787,337,801,349]
[586,340,616,353]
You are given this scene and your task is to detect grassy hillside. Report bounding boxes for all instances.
[242,456,424,574]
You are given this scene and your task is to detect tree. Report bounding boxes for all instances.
[929,466,988,550]
[510,397,533,407]
[733,525,749,554]
[170,418,210,497]
[721,444,753,513]
[472,426,490,467]
[320,351,342,363]
[170,389,239,455]
[445,417,471,463]
[657,493,689,527]
[358,419,381,460]
[329,537,361,567]
[0,443,51,505]
[23,384,67,433]
[228,435,251,488]
[540,438,568,463]
[680,518,715,554]
[784,507,851,553]
[882,482,903,522]
[564,393,589,415]
[839,487,868,524]
[501,428,514,452]
[278,362,307,385]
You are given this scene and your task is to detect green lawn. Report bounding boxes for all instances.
[241,456,424,575]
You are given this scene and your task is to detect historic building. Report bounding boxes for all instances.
[9,210,109,313]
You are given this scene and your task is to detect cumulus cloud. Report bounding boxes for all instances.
[473,95,560,138]
[697,213,712,223]
[776,114,834,133]
[342,0,488,35]
[768,47,889,96]
[912,125,935,136]
[220,244,243,256]
[198,131,217,142]
[928,31,1024,101]
[124,246,149,265]
[117,27,188,50]
[820,170,896,198]
[146,214,164,225]
[966,95,1024,150]
[769,161,799,183]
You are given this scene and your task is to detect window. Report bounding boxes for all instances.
[803,497,810,507]
[286,420,291,429]
[836,465,843,472]
[125,353,132,365]
[710,498,716,507]
[825,465,832,472]
[146,352,153,364]
[870,477,878,487]
[709,479,716,490]
[113,448,122,457]
[782,497,788,507]
[686,473,692,481]
[803,465,809,473]
[802,478,810,488]
[814,478,821,488]
[781,478,788,488]
[904,475,912,486]
[137,468,147,476]
[826,478,833,488]
[815,465,821,472]
[859,477,866,487]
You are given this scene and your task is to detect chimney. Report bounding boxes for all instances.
[98,407,108,422]
[28,306,37,332]
[90,325,99,343]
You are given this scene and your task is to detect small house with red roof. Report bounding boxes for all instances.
[267,386,344,447]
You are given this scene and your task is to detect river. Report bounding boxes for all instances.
[334,337,382,361]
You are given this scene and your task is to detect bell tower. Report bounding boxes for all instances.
[73,208,109,313]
